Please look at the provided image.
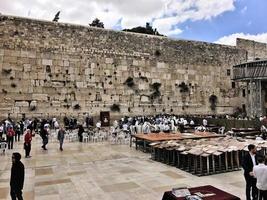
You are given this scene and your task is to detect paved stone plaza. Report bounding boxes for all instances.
[0,138,245,200]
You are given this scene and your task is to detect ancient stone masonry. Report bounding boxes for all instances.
[236,38,267,61]
[0,15,249,119]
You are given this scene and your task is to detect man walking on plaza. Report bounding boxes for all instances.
[242,144,258,200]
[40,126,49,150]
[10,152,24,200]
[57,126,66,151]
[253,155,267,200]
[7,127,15,149]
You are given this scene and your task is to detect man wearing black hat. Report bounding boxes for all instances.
[10,152,24,200]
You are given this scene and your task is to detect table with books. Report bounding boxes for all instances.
[162,185,240,200]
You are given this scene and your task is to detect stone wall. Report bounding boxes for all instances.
[236,38,267,61]
[0,15,248,119]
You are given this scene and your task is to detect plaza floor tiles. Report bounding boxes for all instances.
[35,178,72,187]
[160,170,185,179]
[67,170,86,176]
[100,182,140,192]
[0,139,246,199]
[35,168,53,176]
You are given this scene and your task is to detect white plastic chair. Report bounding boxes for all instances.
[117,131,125,144]
[218,126,225,134]
[98,131,106,142]
[92,132,99,142]
[69,131,78,142]
[0,142,7,154]
[82,132,89,142]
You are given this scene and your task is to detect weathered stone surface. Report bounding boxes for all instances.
[0,15,263,119]
[15,101,29,107]
[32,94,48,101]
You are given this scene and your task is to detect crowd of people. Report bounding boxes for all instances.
[2,114,267,200]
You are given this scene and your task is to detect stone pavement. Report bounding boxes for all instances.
[0,137,245,200]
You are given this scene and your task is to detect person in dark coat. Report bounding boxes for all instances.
[10,152,24,200]
[78,125,84,142]
[57,126,66,151]
[40,127,48,150]
[242,144,258,200]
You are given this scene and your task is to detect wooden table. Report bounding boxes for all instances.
[131,132,224,151]
[230,128,260,137]
[162,185,240,200]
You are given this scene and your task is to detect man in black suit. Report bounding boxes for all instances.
[10,152,24,200]
[242,144,258,200]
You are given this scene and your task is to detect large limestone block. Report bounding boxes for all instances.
[76,81,85,88]
[140,95,150,102]
[37,72,46,80]
[42,59,52,66]
[52,81,65,88]
[23,64,31,72]
[33,87,43,93]
[157,62,165,68]
[52,101,61,107]
[105,58,113,64]
[0,107,12,112]
[32,94,48,101]
[138,83,149,90]
[15,101,29,107]
[133,60,139,66]
[85,68,90,75]
[4,50,20,57]
[30,100,37,107]
[3,56,17,64]
[13,107,20,114]
[121,65,128,71]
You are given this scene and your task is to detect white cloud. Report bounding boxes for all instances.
[0,0,236,36]
[215,33,267,46]
[240,6,247,14]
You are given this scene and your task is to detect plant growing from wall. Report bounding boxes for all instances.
[154,50,161,57]
[2,89,7,94]
[2,69,12,75]
[177,82,190,104]
[46,65,51,73]
[124,77,135,88]
[11,83,17,88]
[63,105,70,109]
[110,104,120,112]
[139,76,148,82]
[209,94,218,111]
[178,82,189,93]
[150,82,161,101]
[73,104,81,110]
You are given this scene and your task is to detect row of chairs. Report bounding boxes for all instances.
[37,127,133,145]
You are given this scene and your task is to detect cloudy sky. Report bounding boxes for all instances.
[0,0,266,46]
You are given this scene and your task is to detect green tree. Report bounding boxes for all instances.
[89,18,104,28]
[123,22,164,36]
